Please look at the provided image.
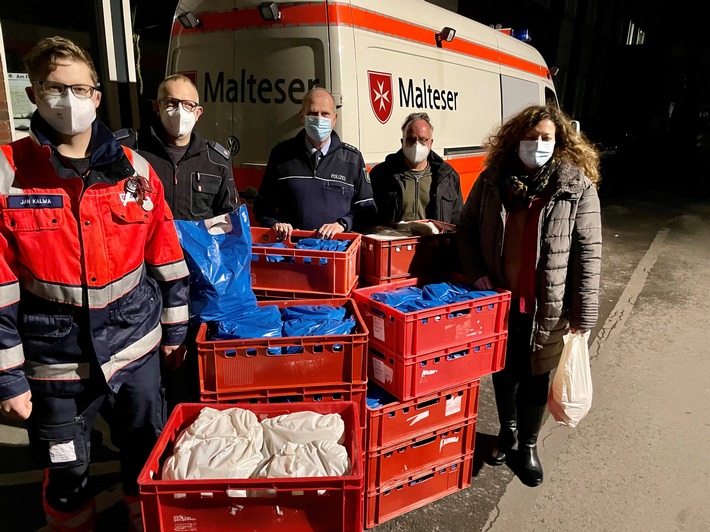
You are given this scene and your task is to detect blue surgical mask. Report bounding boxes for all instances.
[518,140,555,169]
[305,115,333,143]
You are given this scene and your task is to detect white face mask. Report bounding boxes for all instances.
[160,106,196,139]
[36,91,96,136]
[403,141,430,166]
[518,140,555,169]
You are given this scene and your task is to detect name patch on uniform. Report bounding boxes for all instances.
[7,194,64,209]
[330,174,347,182]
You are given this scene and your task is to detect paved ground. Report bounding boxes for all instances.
[2,160,710,531]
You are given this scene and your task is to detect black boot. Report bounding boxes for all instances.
[489,375,518,466]
[516,403,546,486]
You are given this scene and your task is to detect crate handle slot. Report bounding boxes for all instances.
[416,397,440,409]
[273,346,305,356]
[448,308,471,319]
[225,349,237,358]
[433,357,441,364]
[473,346,481,353]
[446,349,468,361]
[411,435,436,448]
[410,473,434,486]
[486,343,492,349]
[333,344,344,352]
[371,348,385,360]
[369,306,386,318]
[402,407,410,414]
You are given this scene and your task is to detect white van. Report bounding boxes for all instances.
[167,0,557,206]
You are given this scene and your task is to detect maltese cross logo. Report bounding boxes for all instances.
[368,70,393,124]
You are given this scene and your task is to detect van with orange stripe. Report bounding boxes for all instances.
[168,0,557,206]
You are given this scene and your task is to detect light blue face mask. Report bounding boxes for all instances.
[305,115,333,142]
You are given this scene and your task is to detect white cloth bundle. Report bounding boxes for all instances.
[260,411,345,456]
[254,440,351,478]
[162,407,264,480]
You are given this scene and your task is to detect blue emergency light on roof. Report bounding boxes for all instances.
[512,29,532,43]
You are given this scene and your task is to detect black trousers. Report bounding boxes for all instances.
[492,310,550,417]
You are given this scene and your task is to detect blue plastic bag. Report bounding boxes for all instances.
[214,305,283,340]
[174,205,258,323]
[281,305,347,322]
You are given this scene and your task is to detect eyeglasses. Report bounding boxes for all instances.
[159,97,200,113]
[404,136,431,146]
[36,81,97,99]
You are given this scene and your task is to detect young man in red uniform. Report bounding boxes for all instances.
[0,36,190,531]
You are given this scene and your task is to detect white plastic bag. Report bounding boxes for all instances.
[547,330,593,428]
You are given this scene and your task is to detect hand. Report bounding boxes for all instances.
[473,275,494,290]
[1,390,32,421]
[317,222,345,240]
[569,328,587,335]
[273,223,293,241]
[162,344,187,370]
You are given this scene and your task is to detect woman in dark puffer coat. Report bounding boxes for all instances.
[457,105,602,487]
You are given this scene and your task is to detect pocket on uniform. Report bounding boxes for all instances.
[190,172,222,217]
[30,418,89,469]
[19,314,73,339]
[111,279,160,326]
[3,207,65,232]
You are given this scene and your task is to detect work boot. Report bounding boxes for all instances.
[489,376,518,465]
[42,469,97,532]
[516,403,547,487]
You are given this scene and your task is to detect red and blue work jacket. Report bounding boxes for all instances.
[0,117,190,399]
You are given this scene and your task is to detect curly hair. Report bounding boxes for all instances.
[484,105,600,185]
[23,36,98,85]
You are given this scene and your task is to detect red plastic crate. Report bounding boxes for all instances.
[360,221,456,285]
[353,278,510,358]
[365,454,473,528]
[200,382,367,432]
[367,380,480,450]
[138,402,363,532]
[366,419,476,491]
[369,332,507,401]
[251,228,361,297]
[196,298,368,402]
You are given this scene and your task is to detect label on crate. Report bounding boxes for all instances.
[440,436,460,451]
[372,315,385,341]
[445,395,462,416]
[406,410,430,426]
[372,357,393,384]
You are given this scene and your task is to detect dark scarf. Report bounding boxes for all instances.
[503,158,559,209]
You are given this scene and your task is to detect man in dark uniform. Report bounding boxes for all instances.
[254,87,376,239]
[115,74,238,220]
[115,74,238,409]
[369,112,463,225]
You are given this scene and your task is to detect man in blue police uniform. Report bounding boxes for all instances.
[115,74,238,221]
[254,87,376,239]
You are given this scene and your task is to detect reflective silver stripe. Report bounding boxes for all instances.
[101,323,162,381]
[20,270,84,306]
[0,344,24,371]
[87,265,144,309]
[148,261,189,282]
[0,149,16,194]
[20,265,144,308]
[130,150,150,178]
[161,304,189,324]
[0,282,20,307]
[25,361,91,381]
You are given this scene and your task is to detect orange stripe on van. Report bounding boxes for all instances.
[172,3,549,79]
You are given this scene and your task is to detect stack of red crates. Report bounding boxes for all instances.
[352,276,510,528]
[138,229,369,531]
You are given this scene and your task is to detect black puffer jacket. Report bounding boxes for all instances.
[116,124,238,221]
[369,149,463,225]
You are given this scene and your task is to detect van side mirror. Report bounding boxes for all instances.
[436,27,456,48]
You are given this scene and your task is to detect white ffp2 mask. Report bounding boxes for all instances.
[160,106,196,139]
[36,91,96,136]
[403,142,429,166]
